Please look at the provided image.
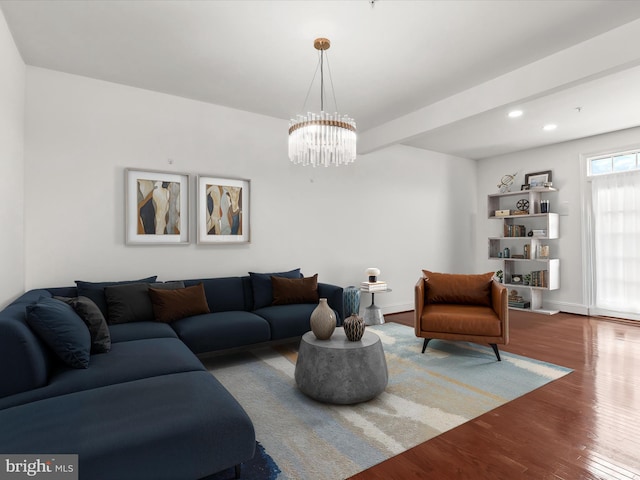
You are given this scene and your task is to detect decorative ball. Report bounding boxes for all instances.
[343,314,365,342]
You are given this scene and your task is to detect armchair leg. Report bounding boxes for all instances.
[234,464,241,479]
[421,338,431,354]
[489,343,501,361]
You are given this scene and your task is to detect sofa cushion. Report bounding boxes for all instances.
[172,311,270,354]
[55,296,111,353]
[182,277,248,312]
[271,274,319,305]
[26,297,91,369]
[253,304,321,340]
[0,337,205,410]
[105,281,185,324]
[422,270,494,307]
[0,371,256,480]
[148,283,210,323]
[249,268,301,309]
[109,321,178,343]
[75,276,158,318]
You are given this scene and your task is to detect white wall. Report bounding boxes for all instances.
[476,126,640,314]
[0,10,25,308]
[24,67,478,313]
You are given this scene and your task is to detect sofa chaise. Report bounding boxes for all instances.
[0,269,343,479]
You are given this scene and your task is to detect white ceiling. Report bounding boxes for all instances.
[2,0,640,159]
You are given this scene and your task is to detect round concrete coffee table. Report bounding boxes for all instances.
[294,327,388,405]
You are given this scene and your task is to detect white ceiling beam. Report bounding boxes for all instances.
[358,18,640,155]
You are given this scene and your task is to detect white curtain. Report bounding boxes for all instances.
[591,170,640,317]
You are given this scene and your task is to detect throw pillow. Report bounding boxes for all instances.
[26,297,91,369]
[271,274,319,305]
[55,296,111,353]
[75,276,158,318]
[249,268,301,309]
[148,283,210,323]
[104,281,185,324]
[422,270,494,306]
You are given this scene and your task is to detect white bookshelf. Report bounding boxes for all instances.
[488,188,560,315]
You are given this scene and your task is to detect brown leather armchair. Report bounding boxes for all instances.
[414,270,508,361]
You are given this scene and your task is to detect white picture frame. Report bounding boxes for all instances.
[125,168,189,245]
[197,175,250,244]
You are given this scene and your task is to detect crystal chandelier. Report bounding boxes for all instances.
[288,38,357,167]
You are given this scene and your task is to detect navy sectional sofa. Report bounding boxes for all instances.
[0,272,344,480]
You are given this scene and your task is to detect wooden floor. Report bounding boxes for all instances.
[349,310,640,480]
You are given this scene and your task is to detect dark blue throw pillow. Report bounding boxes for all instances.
[26,297,91,369]
[75,276,158,318]
[249,269,301,310]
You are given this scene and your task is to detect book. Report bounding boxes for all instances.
[361,281,388,291]
[509,301,531,309]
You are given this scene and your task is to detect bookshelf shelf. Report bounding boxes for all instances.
[488,188,560,315]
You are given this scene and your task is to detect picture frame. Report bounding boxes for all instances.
[524,170,552,188]
[520,184,530,191]
[125,168,189,245]
[197,175,250,244]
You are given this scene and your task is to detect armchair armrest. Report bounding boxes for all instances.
[414,277,425,336]
[318,283,344,325]
[491,280,509,343]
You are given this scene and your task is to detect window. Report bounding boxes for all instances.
[587,149,640,320]
[589,149,640,176]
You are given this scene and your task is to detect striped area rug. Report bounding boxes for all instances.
[205,323,571,480]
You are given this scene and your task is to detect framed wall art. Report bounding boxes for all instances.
[125,169,189,245]
[197,175,250,244]
[524,170,552,188]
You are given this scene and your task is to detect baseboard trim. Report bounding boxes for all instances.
[545,301,589,316]
[381,303,414,315]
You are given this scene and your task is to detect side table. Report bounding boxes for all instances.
[294,328,388,405]
[360,288,391,325]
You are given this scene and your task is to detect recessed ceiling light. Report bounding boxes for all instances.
[508,110,523,118]
[543,124,557,131]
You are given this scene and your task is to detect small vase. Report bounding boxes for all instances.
[310,298,336,340]
[343,314,365,341]
[343,286,361,317]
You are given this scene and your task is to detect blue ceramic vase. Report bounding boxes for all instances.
[343,286,361,317]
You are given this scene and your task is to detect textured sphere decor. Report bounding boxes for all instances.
[343,314,366,342]
[310,298,336,340]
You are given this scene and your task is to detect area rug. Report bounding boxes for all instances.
[204,323,572,480]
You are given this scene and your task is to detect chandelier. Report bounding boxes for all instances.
[288,38,357,167]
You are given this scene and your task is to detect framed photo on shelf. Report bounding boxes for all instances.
[524,170,552,188]
[197,176,250,244]
[125,169,189,245]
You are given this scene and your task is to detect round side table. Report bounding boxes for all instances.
[360,288,391,325]
[294,328,388,405]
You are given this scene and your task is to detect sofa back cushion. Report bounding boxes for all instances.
[0,297,52,398]
[249,268,302,309]
[422,270,494,307]
[75,276,158,318]
[104,282,185,324]
[182,277,248,312]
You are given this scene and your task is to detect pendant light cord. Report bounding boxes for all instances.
[320,49,324,111]
[299,44,340,114]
